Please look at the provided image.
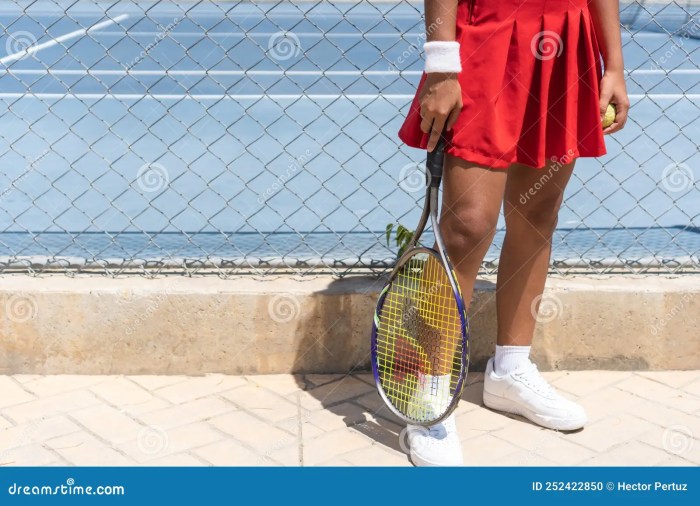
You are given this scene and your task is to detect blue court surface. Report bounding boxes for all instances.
[0,1,698,271]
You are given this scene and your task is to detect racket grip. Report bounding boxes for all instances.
[426,134,446,188]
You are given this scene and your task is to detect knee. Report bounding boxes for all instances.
[441,208,498,256]
[506,195,562,237]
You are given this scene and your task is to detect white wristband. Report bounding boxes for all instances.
[424,41,462,73]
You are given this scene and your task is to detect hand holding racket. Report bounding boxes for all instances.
[371,135,470,426]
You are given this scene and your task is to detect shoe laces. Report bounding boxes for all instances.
[514,362,555,398]
[411,416,456,441]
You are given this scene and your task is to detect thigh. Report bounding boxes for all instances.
[503,160,576,221]
[441,154,507,224]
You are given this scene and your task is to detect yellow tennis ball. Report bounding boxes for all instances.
[602,104,616,128]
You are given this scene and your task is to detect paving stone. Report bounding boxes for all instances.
[490,420,555,451]
[21,375,107,397]
[340,445,410,466]
[128,376,189,391]
[631,401,700,437]
[616,376,700,413]
[2,390,102,424]
[0,443,63,466]
[637,371,700,390]
[267,442,301,466]
[90,376,155,406]
[0,416,80,449]
[524,435,597,466]
[208,411,295,454]
[497,450,558,466]
[582,440,671,466]
[637,425,700,464]
[119,422,223,463]
[460,406,518,432]
[155,375,248,404]
[552,371,632,397]
[353,392,401,423]
[1,371,698,468]
[193,438,282,466]
[246,374,304,396]
[302,429,373,466]
[565,414,658,453]
[298,376,374,411]
[351,373,375,387]
[137,397,234,430]
[464,434,522,466]
[683,380,700,398]
[579,387,645,423]
[0,377,36,408]
[70,404,146,445]
[47,431,134,466]
[313,456,354,466]
[221,384,297,423]
[143,453,207,466]
[305,375,343,387]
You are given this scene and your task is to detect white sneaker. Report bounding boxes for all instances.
[406,415,463,466]
[483,357,587,430]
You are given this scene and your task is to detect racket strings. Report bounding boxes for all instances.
[376,252,464,422]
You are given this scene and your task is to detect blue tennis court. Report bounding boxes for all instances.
[0,1,698,271]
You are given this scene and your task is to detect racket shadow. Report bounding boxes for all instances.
[290,275,411,463]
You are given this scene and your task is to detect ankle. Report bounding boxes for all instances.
[494,345,531,376]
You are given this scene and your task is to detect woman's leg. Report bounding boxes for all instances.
[497,159,574,347]
[406,154,508,467]
[439,154,508,304]
[420,154,506,376]
[483,158,587,431]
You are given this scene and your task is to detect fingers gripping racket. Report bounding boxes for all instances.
[371,137,470,426]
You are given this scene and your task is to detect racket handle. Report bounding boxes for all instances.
[426,134,446,188]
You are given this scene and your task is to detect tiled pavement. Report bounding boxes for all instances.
[1,371,699,466]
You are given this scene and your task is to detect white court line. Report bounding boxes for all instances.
[96,31,419,38]
[0,14,129,65]
[2,69,698,77]
[0,69,423,77]
[0,93,697,101]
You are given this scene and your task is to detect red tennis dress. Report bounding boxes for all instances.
[399,0,607,169]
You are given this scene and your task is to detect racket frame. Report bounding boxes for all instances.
[371,137,470,426]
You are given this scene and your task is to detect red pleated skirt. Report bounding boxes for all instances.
[398,0,607,169]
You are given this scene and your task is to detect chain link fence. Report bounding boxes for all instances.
[0,0,698,276]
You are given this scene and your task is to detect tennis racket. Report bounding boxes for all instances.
[371,135,470,426]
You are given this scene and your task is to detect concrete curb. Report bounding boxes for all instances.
[1,274,699,374]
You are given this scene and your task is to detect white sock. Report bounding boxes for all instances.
[494,345,531,376]
[413,373,451,416]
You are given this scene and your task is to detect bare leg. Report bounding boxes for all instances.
[439,154,508,306]
[496,159,575,346]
